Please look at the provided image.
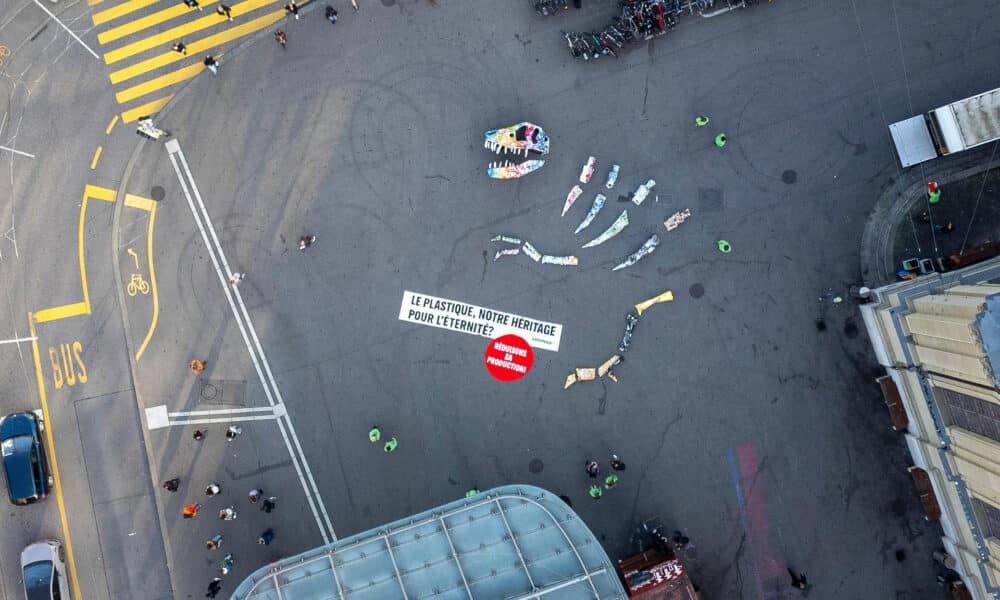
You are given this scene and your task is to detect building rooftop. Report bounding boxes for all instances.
[976,291,1000,386]
[231,485,627,600]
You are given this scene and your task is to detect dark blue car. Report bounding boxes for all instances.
[0,411,52,505]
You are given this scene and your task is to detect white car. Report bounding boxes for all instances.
[21,540,70,600]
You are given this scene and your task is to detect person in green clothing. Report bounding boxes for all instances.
[714,133,727,147]
[929,188,941,204]
[717,240,732,253]
[604,474,619,489]
[384,437,398,452]
[695,115,710,127]
[465,488,480,498]
[589,485,603,499]
[369,425,381,443]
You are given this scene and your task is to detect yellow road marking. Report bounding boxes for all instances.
[134,202,159,362]
[105,115,119,135]
[87,0,104,6]
[124,193,156,211]
[90,146,103,170]
[33,303,89,324]
[110,11,279,84]
[121,96,172,123]
[115,61,203,103]
[27,316,83,600]
[98,2,214,45]
[92,0,162,26]
[103,0,277,65]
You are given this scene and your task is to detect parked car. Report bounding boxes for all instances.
[0,411,53,505]
[21,540,70,600]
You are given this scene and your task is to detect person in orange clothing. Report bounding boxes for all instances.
[183,503,200,519]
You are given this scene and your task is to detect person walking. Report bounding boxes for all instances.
[589,484,602,499]
[465,488,479,498]
[257,528,275,545]
[248,488,263,504]
[172,42,188,55]
[369,425,381,443]
[206,483,221,496]
[610,454,626,471]
[284,0,299,18]
[193,429,206,441]
[226,425,242,441]
[191,358,205,373]
[203,55,219,75]
[162,478,180,492]
[206,534,223,550]
[787,567,809,591]
[206,578,222,598]
[672,530,690,550]
[261,496,277,513]
[274,29,287,48]
[384,437,398,453]
[694,115,709,127]
[183,0,202,9]
[585,460,599,478]
[216,4,233,20]
[604,473,619,489]
[325,5,338,23]
[228,272,245,286]
[220,553,234,575]
[219,506,237,520]
[183,503,201,518]
[714,133,727,148]
[299,235,316,250]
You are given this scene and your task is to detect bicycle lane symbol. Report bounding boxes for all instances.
[126,248,150,296]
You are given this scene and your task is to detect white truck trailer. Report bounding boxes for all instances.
[889,85,1000,167]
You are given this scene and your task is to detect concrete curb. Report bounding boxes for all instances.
[859,151,997,288]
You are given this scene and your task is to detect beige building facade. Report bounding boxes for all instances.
[862,257,1000,599]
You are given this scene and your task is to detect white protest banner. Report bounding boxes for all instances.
[398,290,562,352]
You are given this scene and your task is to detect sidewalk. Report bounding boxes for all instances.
[892,166,1000,274]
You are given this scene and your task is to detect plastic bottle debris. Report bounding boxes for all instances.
[562,185,584,217]
[490,234,522,245]
[494,248,521,261]
[491,235,578,267]
[612,234,660,271]
[541,255,579,266]
[631,179,656,206]
[574,194,607,234]
[663,208,691,232]
[582,210,629,248]
[618,313,638,352]
[605,164,620,189]
[522,241,542,262]
[597,355,621,378]
[635,290,673,315]
[579,156,597,184]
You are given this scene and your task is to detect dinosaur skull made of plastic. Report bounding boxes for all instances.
[483,122,549,179]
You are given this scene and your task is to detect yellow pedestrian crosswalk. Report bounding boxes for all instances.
[92,0,296,122]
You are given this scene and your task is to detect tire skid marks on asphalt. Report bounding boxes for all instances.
[165,138,336,544]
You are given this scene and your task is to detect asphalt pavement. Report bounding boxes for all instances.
[4,0,1000,598]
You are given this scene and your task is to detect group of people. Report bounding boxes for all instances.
[586,454,626,499]
[164,421,280,598]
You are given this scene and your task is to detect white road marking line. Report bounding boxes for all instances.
[0,335,37,344]
[30,0,100,59]
[168,406,276,417]
[169,415,280,426]
[0,145,35,158]
[166,139,334,544]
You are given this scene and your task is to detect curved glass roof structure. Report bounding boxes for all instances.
[231,485,627,600]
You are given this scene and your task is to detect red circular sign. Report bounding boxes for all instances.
[484,334,534,381]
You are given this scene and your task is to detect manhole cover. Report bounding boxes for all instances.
[528,458,544,474]
[698,188,723,212]
[781,169,797,184]
[150,186,165,201]
[689,283,704,298]
[200,383,219,401]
